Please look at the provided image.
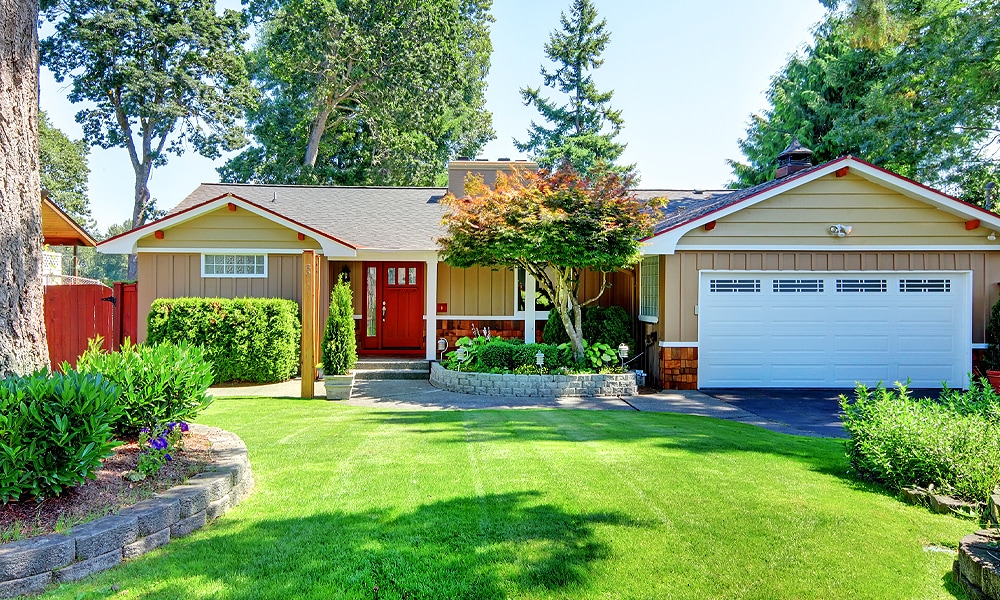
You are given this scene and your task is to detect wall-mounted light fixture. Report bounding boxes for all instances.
[340,264,351,282]
[828,224,853,237]
[989,231,997,242]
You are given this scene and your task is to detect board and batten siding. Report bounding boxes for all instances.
[658,251,1000,345]
[436,264,515,316]
[136,253,304,341]
[137,206,322,251]
[678,172,988,248]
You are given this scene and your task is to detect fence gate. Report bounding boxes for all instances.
[44,283,114,368]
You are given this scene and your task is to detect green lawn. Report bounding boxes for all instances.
[42,398,972,599]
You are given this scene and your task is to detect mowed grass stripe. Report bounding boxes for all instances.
[39,398,972,600]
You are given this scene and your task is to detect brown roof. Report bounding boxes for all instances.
[41,196,96,247]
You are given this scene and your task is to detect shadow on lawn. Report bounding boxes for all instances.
[82,491,641,599]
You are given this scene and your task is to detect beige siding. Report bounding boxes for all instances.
[659,251,1000,344]
[136,253,302,341]
[436,264,514,316]
[137,206,322,250]
[678,172,988,247]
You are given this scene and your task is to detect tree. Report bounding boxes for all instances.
[39,111,92,229]
[515,0,630,178]
[729,4,1000,202]
[41,0,257,278]
[438,166,661,362]
[219,0,494,186]
[0,0,51,374]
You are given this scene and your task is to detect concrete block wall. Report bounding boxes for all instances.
[429,362,636,397]
[0,425,253,598]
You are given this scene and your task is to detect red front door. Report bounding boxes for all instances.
[362,261,424,351]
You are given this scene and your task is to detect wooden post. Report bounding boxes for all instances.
[301,250,316,398]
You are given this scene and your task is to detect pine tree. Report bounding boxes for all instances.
[515,0,631,178]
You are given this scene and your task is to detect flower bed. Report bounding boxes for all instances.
[430,362,636,397]
[0,425,253,599]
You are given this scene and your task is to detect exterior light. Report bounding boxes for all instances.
[456,345,468,371]
[618,343,629,370]
[989,231,997,241]
[535,350,545,368]
[437,338,449,361]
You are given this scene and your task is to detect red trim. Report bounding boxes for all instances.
[966,219,981,231]
[835,166,850,177]
[297,232,306,241]
[704,220,716,232]
[98,192,358,251]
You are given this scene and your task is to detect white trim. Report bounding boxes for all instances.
[434,315,523,321]
[201,253,268,278]
[669,245,1000,252]
[135,247,310,255]
[425,257,439,360]
[643,157,1000,255]
[973,343,988,350]
[638,315,659,324]
[659,341,698,348]
[98,195,357,257]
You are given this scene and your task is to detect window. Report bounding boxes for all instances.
[773,279,824,293]
[202,254,267,278]
[639,256,659,322]
[836,279,887,293]
[515,267,552,315]
[709,279,761,293]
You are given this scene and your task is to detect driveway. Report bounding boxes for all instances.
[702,389,851,438]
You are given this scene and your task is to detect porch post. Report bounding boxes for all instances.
[524,271,537,343]
[425,255,439,360]
[301,250,317,398]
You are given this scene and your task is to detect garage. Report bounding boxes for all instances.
[697,271,972,389]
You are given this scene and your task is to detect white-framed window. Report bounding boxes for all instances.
[514,267,552,317]
[202,253,267,278]
[639,256,659,323]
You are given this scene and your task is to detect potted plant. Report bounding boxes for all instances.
[322,274,358,400]
[985,295,1000,391]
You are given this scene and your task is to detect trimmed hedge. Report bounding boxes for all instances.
[76,339,214,436]
[543,306,632,348]
[0,371,121,501]
[840,382,1000,503]
[147,297,300,383]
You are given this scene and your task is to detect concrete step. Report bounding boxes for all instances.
[355,369,430,381]
[353,359,430,380]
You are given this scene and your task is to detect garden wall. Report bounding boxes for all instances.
[430,362,636,397]
[0,425,253,598]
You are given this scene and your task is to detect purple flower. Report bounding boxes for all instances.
[164,454,172,461]
[167,422,176,431]
[140,427,150,434]
[179,422,189,432]
[150,436,168,450]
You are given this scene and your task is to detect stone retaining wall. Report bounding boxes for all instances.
[0,425,253,598]
[430,362,636,397]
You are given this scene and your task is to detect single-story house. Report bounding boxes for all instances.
[99,144,1000,390]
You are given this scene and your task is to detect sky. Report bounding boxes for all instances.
[39,0,829,232]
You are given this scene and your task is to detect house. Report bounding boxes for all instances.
[98,146,1000,391]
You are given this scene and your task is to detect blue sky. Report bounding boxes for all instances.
[39,0,828,231]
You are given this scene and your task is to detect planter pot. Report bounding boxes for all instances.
[324,373,355,400]
[987,370,1000,393]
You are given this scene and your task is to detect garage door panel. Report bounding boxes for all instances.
[699,271,970,388]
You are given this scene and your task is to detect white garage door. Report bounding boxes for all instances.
[698,271,971,388]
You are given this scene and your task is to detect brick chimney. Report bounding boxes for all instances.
[775,138,814,179]
[447,158,538,197]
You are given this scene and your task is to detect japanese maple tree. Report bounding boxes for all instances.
[438,165,662,362]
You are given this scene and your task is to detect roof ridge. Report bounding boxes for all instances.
[197,182,447,191]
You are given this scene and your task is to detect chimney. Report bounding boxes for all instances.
[447,158,538,197]
[775,138,814,179]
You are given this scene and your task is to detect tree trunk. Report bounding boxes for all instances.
[0,0,50,375]
[126,163,152,280]
[303,102,334,168]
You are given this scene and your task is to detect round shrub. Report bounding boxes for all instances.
[512,343,560,369]
[544,306,633,348]
[480,341,515,371]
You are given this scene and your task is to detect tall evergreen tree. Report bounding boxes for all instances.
[515,0,630,178]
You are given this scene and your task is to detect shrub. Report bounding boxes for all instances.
[985,295,1000,371]
[76,339,214,436]
[0,370,121,501]
[479,341,515,371]
[322,275,357,376]
[147,297,300,383]
[840,381,1000,502]
[512,343,560,369]
[543,306,633,348]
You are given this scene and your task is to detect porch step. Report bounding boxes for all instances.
[354,359,430,380]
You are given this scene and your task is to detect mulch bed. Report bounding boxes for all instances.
[0,432,214,542]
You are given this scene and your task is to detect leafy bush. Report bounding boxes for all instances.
[0,371,121,501]
[76,339,214,436]
[543,306,632,348]
[322,275,357,376]
[512,343,560,369]
[147,297,300,383]
[985,295,1000,371]
[480,341,514,371]
[840,381,1000,502]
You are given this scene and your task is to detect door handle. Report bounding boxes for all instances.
[382,301,387,321]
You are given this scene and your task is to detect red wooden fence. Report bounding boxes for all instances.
[43,282,138,368]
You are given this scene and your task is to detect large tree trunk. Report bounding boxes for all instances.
[0,0,50,375]
[126,163,152,280]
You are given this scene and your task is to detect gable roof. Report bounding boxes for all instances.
[99,182,718,255]
[41,195,96,247]
[643,156,1000,254]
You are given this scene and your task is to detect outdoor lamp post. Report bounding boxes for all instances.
[437,338,448,361]
[618,343,629,370]
[456,346,467,371]
[535,349,545,370]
